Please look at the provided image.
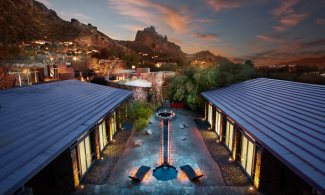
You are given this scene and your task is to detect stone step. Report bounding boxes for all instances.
[75,184,262,195]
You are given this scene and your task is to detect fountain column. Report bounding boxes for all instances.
[153,110,178,181]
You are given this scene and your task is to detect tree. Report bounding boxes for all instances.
[167,66,220,110]
[167,76,190,103]
[121,52,140,68]
[167,61,253,112]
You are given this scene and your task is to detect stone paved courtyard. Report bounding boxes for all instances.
[75,109,258,195]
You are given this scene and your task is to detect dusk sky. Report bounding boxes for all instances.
[38,0,325,65]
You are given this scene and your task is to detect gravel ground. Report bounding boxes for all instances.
[195,119,252,186]
[81,129,131,185]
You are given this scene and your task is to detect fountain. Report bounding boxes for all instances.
[153,110,178,181]
[156,110,175,120]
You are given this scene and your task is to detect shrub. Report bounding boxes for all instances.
[127,101,154,131]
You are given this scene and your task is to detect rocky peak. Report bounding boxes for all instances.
[143,26,156,33]
[134,26,183,58]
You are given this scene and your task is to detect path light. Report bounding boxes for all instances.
[101,157,104,160]
[228,157,233,162]
[249,186,255,191]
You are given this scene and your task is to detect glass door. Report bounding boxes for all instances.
[215,111,221,136]
[109,112,117,141]
[240,135,255,176]
[99,120,107,151]
[208,104,213,128]
[78,135,92,176]
[225,120,234,151]
[254,148,261,188]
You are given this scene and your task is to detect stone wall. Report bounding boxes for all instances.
[108,81,152,102]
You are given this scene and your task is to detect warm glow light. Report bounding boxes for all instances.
[130,168,138,178]
[178,171,189,182]
[195,169,202,176]
[22,69,29,74]
[142,171,152,183]
[249,186,254,191]
[73,56,78,61]
[132,65,136,69]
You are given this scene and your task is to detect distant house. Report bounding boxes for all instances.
[201,78,325,194]
[0,80,132,194]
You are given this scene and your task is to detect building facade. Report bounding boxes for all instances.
[0,80,132,194]
[202,78,325,195]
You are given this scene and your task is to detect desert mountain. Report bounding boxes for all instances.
[0,0,232,64]
[0,0,116,49]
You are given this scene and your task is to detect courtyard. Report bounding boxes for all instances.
[75,109,257,195]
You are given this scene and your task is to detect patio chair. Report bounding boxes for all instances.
[129,166,151,182]
[180,165,203,181]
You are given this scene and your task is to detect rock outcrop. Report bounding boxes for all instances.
[119,26,185,61]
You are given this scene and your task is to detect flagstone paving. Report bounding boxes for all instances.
[75,109,258,194]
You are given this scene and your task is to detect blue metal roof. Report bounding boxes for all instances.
[0,80,132,194]
[201,78,325,193]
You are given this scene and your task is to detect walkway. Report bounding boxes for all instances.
[75,109,257,194]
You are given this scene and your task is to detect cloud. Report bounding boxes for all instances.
[256,35,280,42]
[194,32,218,40]
[316,18,325,25]
[271,0,308,32]
[206,0,244,12]
[36,0,51,7]
[108,0,190,33]
[272,25,286,32]
[195,18,215,24]
[271,0,298,16]
[255,32,300,43]
[279,13,308,26]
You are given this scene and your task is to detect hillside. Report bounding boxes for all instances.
[0,0,116,48]
[278,55,325,66]
[0,1,232,65]
[187,50,233,66]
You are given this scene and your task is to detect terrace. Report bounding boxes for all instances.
[76,108,255,194]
